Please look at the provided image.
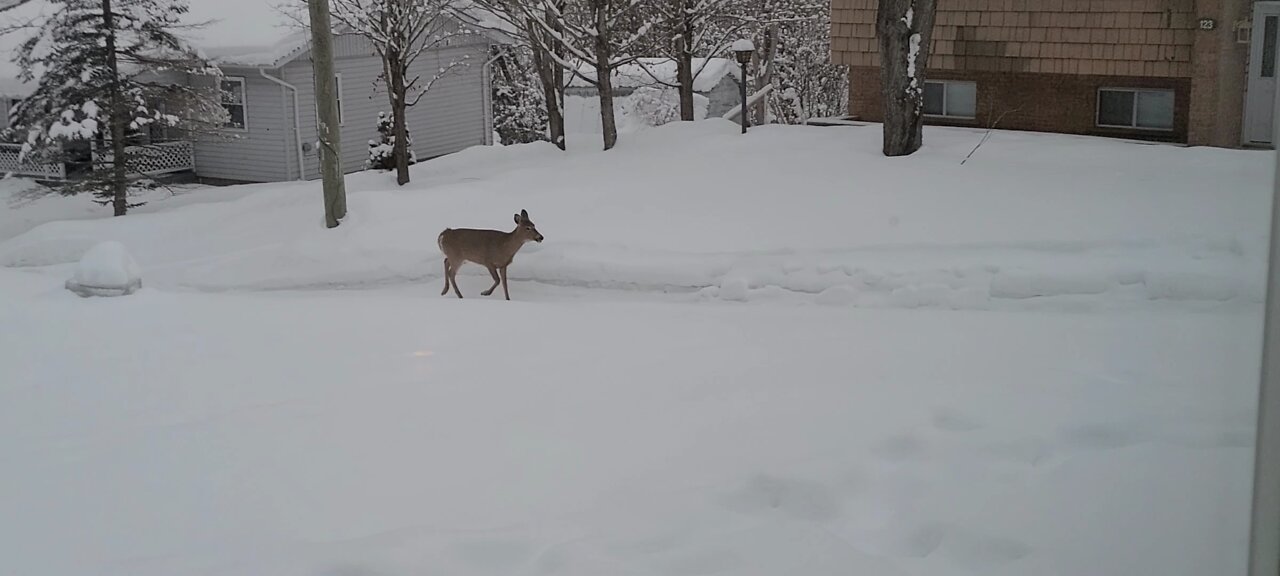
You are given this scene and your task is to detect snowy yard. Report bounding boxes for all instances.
[0,120,1272,576]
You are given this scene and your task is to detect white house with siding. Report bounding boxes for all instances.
[0,0,510,183]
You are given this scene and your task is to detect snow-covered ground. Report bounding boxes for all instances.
[0,121,1272,576]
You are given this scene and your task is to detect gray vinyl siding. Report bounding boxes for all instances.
[0,97,12,130]
[189,69,290,182]
[281,33,491,179]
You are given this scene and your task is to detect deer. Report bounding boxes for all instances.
[437,209,544,300]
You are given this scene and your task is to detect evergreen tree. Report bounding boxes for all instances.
[366,110,418,170]
[8,0,223,215]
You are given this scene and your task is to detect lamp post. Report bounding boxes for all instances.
[732,39,754,134]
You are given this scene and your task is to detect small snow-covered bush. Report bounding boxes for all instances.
[366,111,417,171]
[625,86,681,128]
[491,47,548,145]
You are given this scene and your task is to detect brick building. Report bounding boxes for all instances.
[830,0,1278,147]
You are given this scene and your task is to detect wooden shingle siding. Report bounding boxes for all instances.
[830,0,1197,77]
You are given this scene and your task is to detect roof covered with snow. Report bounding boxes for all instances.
[0,0,511,96]
[569,58,741,92]
[183,0,312,68]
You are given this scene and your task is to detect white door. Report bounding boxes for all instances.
[1247,2,1280,144]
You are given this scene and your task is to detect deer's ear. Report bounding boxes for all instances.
[521,209,529,219]
[514,213,520,224]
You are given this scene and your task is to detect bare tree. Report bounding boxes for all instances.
[645,0,744,121]
[471,0,569,150]
[325,0,476,184]
[505,0,657,151]
[876,0,936,156]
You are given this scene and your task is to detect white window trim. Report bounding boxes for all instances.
[221,76,249,132]
[1095,87,1175,131]
[335,72,344,127]
[314,73,345,129]
[922,80,978,120]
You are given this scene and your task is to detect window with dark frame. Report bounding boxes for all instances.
[923,80,977,119]
[220,78,247,129]
[1097,88,1174,130]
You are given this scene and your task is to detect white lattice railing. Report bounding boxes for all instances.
[93,140,194,176]
[0,143,67,180]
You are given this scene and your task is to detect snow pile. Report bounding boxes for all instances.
[0,121,1271,312]
[570,57,741,92]
[64,240,141,297]
[565,91,711,134]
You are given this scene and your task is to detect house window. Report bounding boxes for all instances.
[334,73,344,126]
[1097,88,1174,130]
[313,74,344,127]
[220,77,247,129]
[922,80,977,119]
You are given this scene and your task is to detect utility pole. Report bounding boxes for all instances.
[307,0,347,228]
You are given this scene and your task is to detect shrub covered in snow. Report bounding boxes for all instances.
[625,86,682,128]
[366,112,418,171]
[491,46,549,146]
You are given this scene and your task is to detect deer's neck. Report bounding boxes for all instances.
[505,228,526,253]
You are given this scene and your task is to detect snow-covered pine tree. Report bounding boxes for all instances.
[366,110,418,169]
[490,45,548,145]
[8,0,223,216]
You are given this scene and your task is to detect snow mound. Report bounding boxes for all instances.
[65,241,141,297]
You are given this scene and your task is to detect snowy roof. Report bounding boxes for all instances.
[569,58,741,92]
[186,0,512,68]
[183,0,313,68]
[0,0,512,96]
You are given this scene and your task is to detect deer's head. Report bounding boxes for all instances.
[514,209,544,243]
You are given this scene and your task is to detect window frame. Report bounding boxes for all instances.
[1095,87,1175,131]
[312,73,345,128]
[922,80,978,120]
[335,72,344,127]
[220,76,249,131]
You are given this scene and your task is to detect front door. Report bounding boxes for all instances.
[1247,2,1280,145]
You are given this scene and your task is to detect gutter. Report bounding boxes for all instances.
[258,68,306,180]
[482,49,503,146]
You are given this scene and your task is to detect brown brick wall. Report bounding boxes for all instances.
[849,66,1191,142]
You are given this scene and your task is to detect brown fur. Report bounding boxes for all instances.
[437,209,544,300]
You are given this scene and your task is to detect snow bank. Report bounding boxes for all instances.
[570,57,740,92]
[64,240,141,297]
[0,121,1271,312]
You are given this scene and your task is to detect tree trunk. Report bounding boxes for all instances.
[387,44,411,185]
[876,0,937,156]
[593,0,618,151]
[675,21,695,121]
[752,24,778,127]
[101,0,128,217]
[529,35,565,149]
[308,0,347,227]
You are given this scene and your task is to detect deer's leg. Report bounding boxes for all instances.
[441,258,452,296]
[481,266,501,296]
[500,266,510,301]
[449,261,464,299]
